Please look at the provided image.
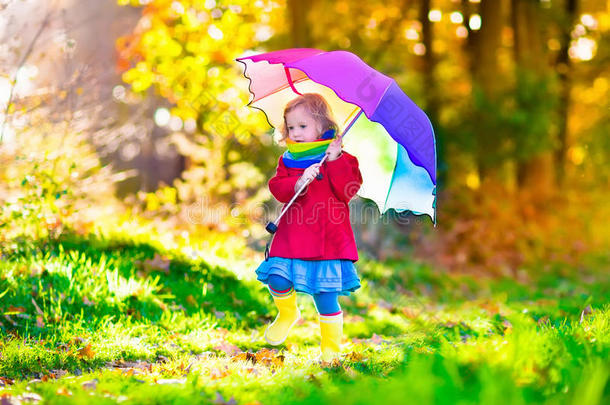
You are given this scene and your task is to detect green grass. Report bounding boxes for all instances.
[0,230,608,404]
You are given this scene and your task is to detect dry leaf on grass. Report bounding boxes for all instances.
[319,358,342,368]
[82,379,98,390]
[213,341,242,357]
[5,305,26,314]
[401,307,420,319]
[186,295,198,306]
[17,393,42,403]
[137,253,171,275]
[580,305,593,323]
[343,351,364,362]
[77,344,95,359]
[478,300,500,315]
[55,387,72,396]
[231,348,284,367]
[209,367,231,380]
[0,377,13,387]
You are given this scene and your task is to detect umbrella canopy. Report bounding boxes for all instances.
[236,48,437,224]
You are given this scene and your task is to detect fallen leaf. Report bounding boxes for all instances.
[537,316,550,327]
[370,333,385,345]
[401,307,419,319]
[478,300,500,315]
[41,373,56,382]
[122,369,135,377]
[0,376,13,387]
[209,367,230,380]
[56,387,72,396]
[231,352,257,364]
[82,379,98,390]
[3,315,17,327]
[5,306,26,314]
[377,300,394,311]
[215,327,230,336]
[78,344,95,359]
[244,367,261,376]
[213,341,242,357]
[580,305,593,323]
[255,348,284,367]
[344,351,364,362]
[50,369,68,379]
[320,358,342,368]
[343,365,357,378]
[72,337,86,345]
[139,254,171,274]
[17,392,43,403]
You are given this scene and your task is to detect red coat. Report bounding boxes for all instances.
[268,151,362,261]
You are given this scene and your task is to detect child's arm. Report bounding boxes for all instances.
[325,152,362,203]
[268,157,301,203]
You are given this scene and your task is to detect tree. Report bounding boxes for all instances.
[554,0,579,186]
[511,0,556,203]
[116,0,284,231]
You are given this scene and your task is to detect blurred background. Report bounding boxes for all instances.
[1,0,608,277]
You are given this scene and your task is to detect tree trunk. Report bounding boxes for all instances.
[287,0,314,47]
[420,0,438,122]
[512,0,555,203]
[554,0,579,186]
[466,0,504,183]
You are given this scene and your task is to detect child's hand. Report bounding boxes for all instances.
[326,137,343,161]
[295,163,321,191]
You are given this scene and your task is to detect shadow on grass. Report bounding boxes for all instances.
[0,231,269,339]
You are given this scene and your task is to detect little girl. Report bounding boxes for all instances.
[255,93,363,363]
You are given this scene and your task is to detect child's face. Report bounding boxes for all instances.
[285,105,321,143]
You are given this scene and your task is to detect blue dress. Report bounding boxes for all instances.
[255,257,361,296]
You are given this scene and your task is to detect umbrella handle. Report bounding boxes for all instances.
[265,153,330,234]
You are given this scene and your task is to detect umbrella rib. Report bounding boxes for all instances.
[251,77,310,104]
[284,67,303,96]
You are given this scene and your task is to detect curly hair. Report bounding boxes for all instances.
[279,93,338,142]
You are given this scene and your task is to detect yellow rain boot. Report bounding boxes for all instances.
[264,290,300,345]
[319,312,343,363]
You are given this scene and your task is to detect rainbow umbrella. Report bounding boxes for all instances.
[236,48,437,225]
